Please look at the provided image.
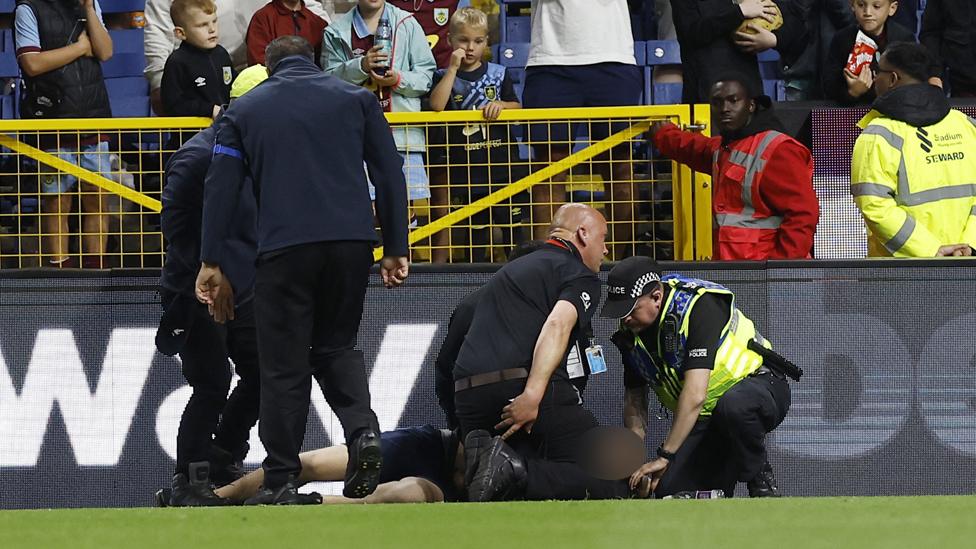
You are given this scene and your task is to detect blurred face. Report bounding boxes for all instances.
[450,24,489,67]
[358,0,386,14]
[710,81,755,133]
[873,53,899,96]
[851,0,897,36]
[577,214,608,273]
[622,290,664,333]
[175,8,218,49]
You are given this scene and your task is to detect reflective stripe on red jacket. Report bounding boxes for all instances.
[653,124,818,260]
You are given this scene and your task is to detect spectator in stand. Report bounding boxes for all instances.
[246,1,329,66]
[427,7,524,263]
[14,0,114,269]
[651,75,818,260]
[671,0,809,103]
[322,0,437,218]
[387,0,469,69]
[782,0,856,100]
[852,43,976,258]
[522,0,641,257]
[823,0,915,105]
[144,0,333,114]
[162,0,235,118]
[920,0,976,97]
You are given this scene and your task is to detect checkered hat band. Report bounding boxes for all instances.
[630,272,661,298]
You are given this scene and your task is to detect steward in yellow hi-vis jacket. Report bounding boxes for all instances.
[852,43,976,258]
[604,258,794,500]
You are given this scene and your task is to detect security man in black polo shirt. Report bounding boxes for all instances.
[602,257,792,498]
[453,203,630,502]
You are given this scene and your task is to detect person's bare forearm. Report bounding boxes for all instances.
[660,380,705,453]
[85,6,113,61]
[18,45,84,77]
[623,385,650,441]
[525,302,576,398]
[429,69,456,111]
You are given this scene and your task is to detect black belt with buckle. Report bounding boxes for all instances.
[454,367,529,392]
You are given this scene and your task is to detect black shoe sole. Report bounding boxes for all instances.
[344,440,382,499]
[463,430,492,489]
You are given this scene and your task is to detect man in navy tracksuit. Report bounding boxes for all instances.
[196,36,410,505]
[157,118,261,506]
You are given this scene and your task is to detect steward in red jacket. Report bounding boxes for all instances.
[652,76,819,260]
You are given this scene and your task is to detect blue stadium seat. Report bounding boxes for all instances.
[110,95,151,117]
[101,52,145,78]
[1,93,13,119]
[105,76,148,98]
[108,29,145,55]
[0,30,18,78]
[99,0,146,12]
[497,42,529,69]
[633,41,646,66]
[763,79,786,102]
[504,15,530,43]
[645,40,682,66]
[0,0,14,14]
[20,197,37,214]
[652,83,683,105]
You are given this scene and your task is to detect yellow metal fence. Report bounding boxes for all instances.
[0,106,711,269]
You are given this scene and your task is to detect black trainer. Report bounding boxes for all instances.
[463,429,492,490]
[153,488,172,507]
[747,459,783,497]
[169,462,231,507]
[344,429,382,498]
[209,444,246,488]
[468,436,527,503]
[243,479,322,505]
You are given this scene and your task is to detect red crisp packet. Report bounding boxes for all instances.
[846,30,878,76]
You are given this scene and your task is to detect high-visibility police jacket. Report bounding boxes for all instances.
[611,275,769,416]
[654,121,818,260]
[851,84,976,257]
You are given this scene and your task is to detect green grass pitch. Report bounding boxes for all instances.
[2,496,974,549]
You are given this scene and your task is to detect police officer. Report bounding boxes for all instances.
[602,257,791,498]
[852,42,976,258]
[453,203,631,502]
[195,36,410,505]
[154,66,269,507]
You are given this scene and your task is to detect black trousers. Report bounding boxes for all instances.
[163,290,260,476]
[655,371,791,497]
[254,241,379,489]
[456,378,630,500]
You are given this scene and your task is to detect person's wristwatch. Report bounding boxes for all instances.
[656,446,677,461]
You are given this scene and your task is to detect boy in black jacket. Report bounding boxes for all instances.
[161,0,234,117]
[823,0,915,104]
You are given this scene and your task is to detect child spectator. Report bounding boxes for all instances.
[246,1,329,66]
[161,0,235,118]
[823,0,915,104]
[322,0,437,215]
[14,0,114,268]
[920,0,976,97]
[427,7,525,262]
[144,0,332,114]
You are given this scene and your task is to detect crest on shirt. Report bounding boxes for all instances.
[222,66,232,85]
[484,85,497,101]
[434,8,449,26]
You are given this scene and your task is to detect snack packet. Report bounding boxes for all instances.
[846,30,878,76]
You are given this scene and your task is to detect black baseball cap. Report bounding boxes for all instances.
[600,256,662,319]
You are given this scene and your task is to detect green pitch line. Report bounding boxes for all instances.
[1,496,975,549]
